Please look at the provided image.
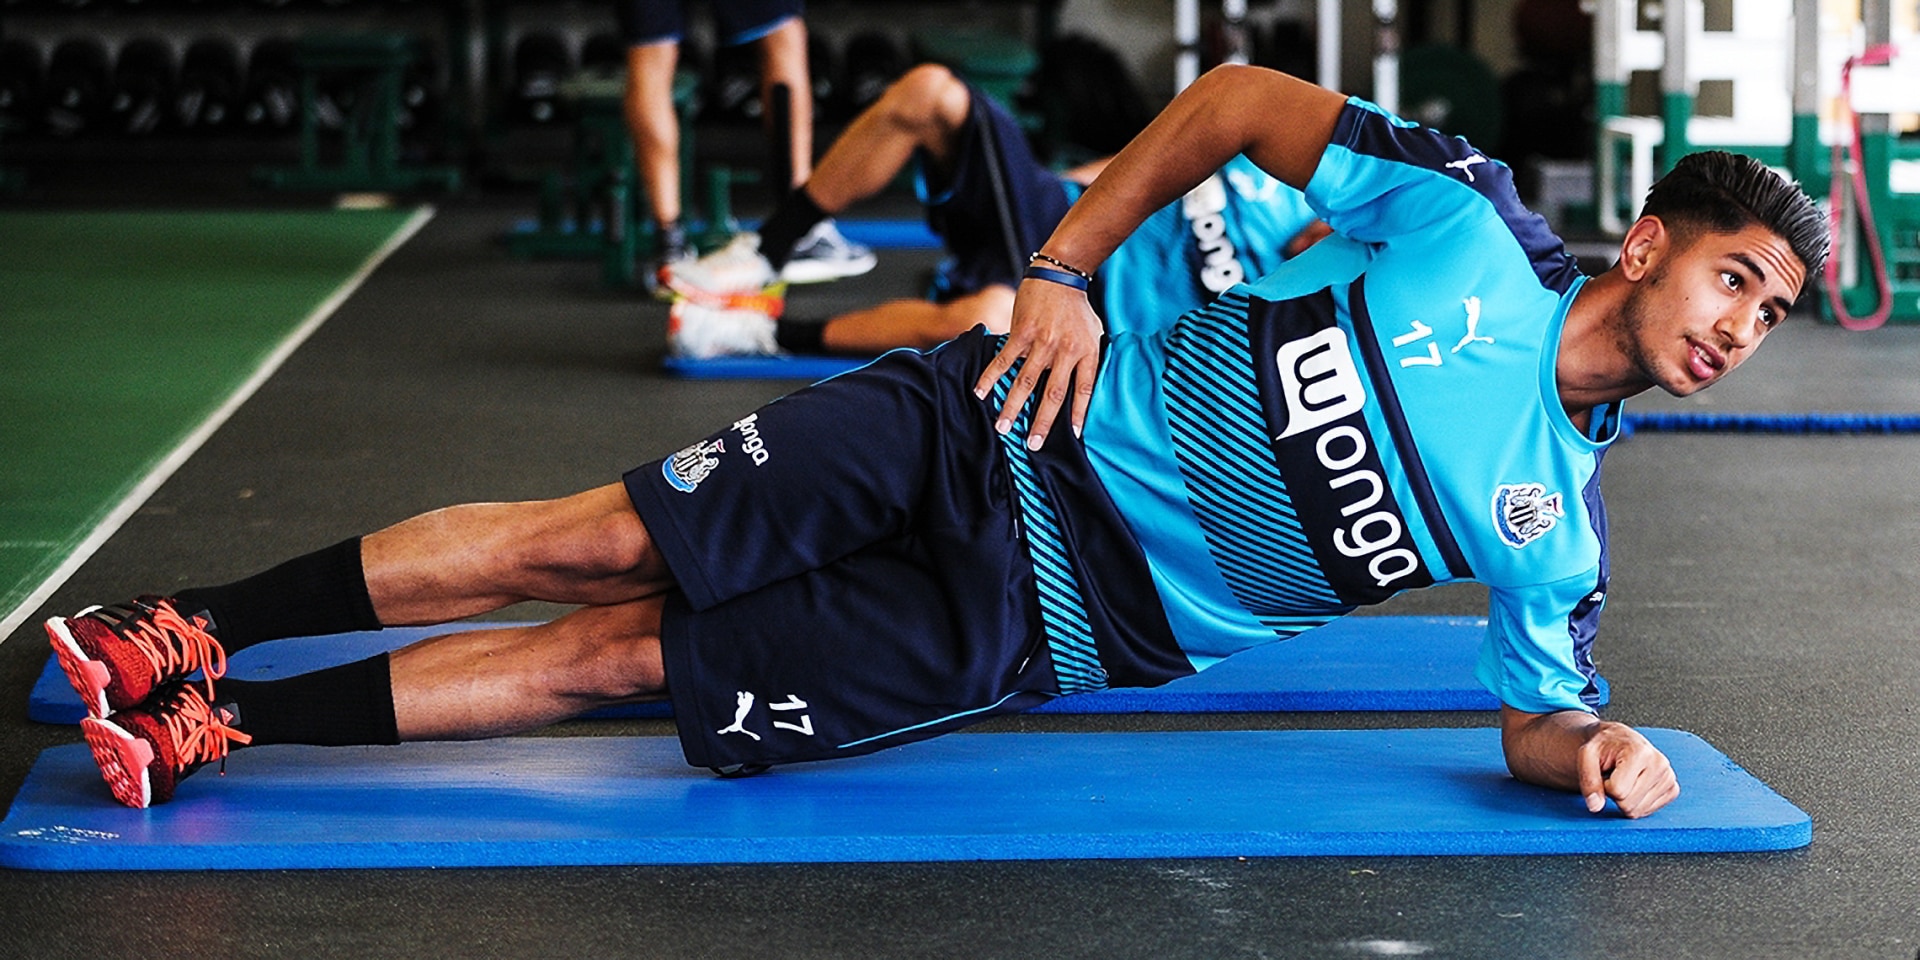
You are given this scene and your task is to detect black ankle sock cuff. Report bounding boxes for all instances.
[175,536,381,652]
[657,219,688,257]
[774,317,828,354]
[758,187,828,272]
[221,652,399,747]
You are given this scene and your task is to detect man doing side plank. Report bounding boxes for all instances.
[49,66,1823,818]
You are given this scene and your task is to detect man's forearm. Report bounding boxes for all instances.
[1037,64,1346,276]
[1499,706,1600,792]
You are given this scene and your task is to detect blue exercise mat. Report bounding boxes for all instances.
[0,728,1808,870]
[30,616,1543,726]
[661,353,871,380]
[817,218,942,250]
[1619,410,1920,437]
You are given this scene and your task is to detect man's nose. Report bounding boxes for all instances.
[1718,308,1759,349]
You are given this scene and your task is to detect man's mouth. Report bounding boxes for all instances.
[1685,339,1725,382]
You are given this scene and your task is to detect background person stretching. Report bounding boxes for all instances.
[660,62,1327,359]
[618,0,873,285]
[48,67,1822,821]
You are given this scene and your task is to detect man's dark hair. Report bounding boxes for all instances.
[1639,150,1830,283]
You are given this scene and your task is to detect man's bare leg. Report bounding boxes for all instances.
[626,40,682,227]
[363,482,672,627]
[390,598,666,740]
[802,63,974,212]
[821,285,1016,353]
[757,18,814,187]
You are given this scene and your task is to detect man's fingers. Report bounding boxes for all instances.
[1614,779,1679,819]
[1024,363,1073,450]
[980,281,1104,445]
[1068,353,1099,439]
[1578,741,1608,813]
[974,335,1026,404]
[1606,751,1678,819]
[997,337,1056,435]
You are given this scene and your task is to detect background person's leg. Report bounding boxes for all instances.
[742,64,979,269]
[803,64,972,214]
[661,64,966,306]
[625,40,687,257]
[755,18,813,189]
[807,285,1015,354]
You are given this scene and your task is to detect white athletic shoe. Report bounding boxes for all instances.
[781,219,877,284]
[659,233,778,306]
[668,299,779,360]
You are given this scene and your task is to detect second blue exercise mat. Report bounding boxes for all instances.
[30,616,1538,725]
[0,728,1808,871]
[661,353,870,380]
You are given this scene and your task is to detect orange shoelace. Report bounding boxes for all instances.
[121,601,229,700]
[159,686,253,772]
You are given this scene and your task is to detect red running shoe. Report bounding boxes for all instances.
[79,683,252,808]
[45,596,229,719]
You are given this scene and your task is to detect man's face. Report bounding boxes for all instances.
[1618,221,1807,397]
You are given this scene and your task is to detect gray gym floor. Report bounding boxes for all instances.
[4,200,1919,959]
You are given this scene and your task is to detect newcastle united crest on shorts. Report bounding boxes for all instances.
[1492,482,1564,548]
[664,437,725,493]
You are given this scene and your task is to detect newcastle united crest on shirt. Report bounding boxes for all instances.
[664,437,725,493]
[1492,482,1564,548]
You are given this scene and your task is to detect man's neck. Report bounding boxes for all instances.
[1555,270,1652,427]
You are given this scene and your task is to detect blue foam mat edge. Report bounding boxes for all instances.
[0,728,1809,870]
[660,353,872,380]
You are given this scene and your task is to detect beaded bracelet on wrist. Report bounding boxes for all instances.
[1027,251,1093,282]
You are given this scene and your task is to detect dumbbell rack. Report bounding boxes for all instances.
[0,0,473,191]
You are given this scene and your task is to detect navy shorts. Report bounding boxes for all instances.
[626,329,1187,771]
[918,85,1077,300]
[617,0,802,47]
[627,332,1055,771]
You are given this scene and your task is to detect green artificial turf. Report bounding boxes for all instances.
[0,209,417,627]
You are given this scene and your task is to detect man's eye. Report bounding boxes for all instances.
[1723,271,1741,290]
[1760,307,1779,328]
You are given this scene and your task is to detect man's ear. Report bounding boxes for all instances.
[1617,215,1669,282]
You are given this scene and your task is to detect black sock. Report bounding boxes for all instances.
[656,219,688,259]
[218,653,400,747]
[775,317,828,354]
[757,187,828,271]
[174,537,381,653]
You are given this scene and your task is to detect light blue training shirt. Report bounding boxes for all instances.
[1080,98,1613,715]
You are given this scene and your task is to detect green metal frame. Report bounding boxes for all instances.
[503,70,706,289]
[254,34,461,194]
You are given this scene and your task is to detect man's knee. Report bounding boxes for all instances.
[624,45,681,136]
[756,17,808,68]
[519,484,659,583]
[547,603,667,701]
[577,493,659,581]
[883,64,970,133]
